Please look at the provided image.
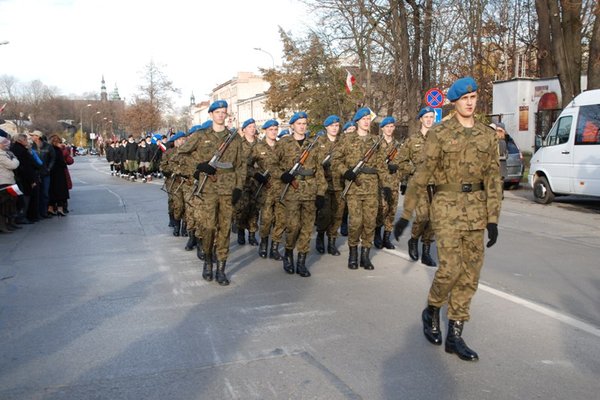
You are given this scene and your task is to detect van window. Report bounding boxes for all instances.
[546,116,572,146]
[575,104,600,145]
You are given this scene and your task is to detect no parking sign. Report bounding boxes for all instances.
[425,88,444,108]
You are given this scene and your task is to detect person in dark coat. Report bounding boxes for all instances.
[125,136,138,180]
[136,139,152,182]
[10,133,39,224]
[47,135,69,216]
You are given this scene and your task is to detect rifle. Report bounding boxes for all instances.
[385,144,398,164]
[321,138,339,167]
[279,135,320,204]
[193,129,238,197]
[253,170,270,200]
[341,135,384,200]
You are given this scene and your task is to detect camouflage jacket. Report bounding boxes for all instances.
[397,130,427,181]
[159,147,177,176]
[379,137,402,190]
[241,138,258,189]
[277,134,326,201]
[316,134,344,192]
[401,117,502,230]
[332,131,388,196]
[248,139,284,194]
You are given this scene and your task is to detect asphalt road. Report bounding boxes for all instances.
[1,156,598,400]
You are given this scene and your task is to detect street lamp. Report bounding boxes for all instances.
[253,47,275,69]
[90,110,100,150]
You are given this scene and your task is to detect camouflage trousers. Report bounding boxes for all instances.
[428,229,485,321]
[376,188,399,231]
[235,186,259,232]
[196,193,234,261]
[258,188,286,242]
[170,184,186,221]
[346,193,378,248]
[411,188,435,243]
[315,189,345,238]
[284,198,316,253]
[182,181,199,234]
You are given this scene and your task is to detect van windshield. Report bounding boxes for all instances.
[575,104,600,145]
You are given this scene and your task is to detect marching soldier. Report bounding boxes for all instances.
[333,107,390,270]
[278,112,326,277]
[315,115,344,256]
[394,77,502,361]
[397,106,438,267]
[338,121,356,237]
[250,119,285,260]
[179,100,245,286]
[160,132,187,235]
[375,116,401,250]
[235,118,260,246]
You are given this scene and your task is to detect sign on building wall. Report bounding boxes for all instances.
[519,106,529,131]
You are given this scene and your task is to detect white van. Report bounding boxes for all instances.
[529,89,600,204]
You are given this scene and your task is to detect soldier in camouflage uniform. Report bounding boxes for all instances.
[396,106,438,267]
[333,107,390,270]
[278,112,326,277]
[160,132,187,236]
[249,119,285,261]
[315,115,344,256]
[178,101,245,286]
[375,116,402,250]
[235,118,260,246]
[394,77,501,361]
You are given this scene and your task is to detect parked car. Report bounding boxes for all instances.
[504,134,524,189]
[75,147,87,156]
[89,148,99,156]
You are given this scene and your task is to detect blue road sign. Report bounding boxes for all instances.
[434,108,442,123]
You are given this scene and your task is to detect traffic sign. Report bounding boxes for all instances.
[434,108,442,123]
[425,88,444,108]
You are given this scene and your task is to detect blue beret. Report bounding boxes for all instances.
[323,115,340,127]
[379,116,396,128]
[168,132,185,142]
[188,124,202,135]
[352,107,371,122]
[447,77,478,102]
[242,118,255,130]
[200,120,213,130]
[277,129,290,138]
[261,119,279,129]
[289,111,308,124]
[417,106,435,119]
[208,100,228,112]
[342,121,356,132]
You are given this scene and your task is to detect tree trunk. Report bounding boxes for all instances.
[535,0,555,77]
[560,0,582,95]
[588,3,600,89]
[547,0,575,106]
[421,0,433,91]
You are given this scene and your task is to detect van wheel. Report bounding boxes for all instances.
[533,176,555,204]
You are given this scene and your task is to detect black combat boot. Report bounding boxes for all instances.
[421,243,437,267]
[296,252,310,277]
[202,256,213,282]
[408,237,419,261]
[237,229,246,245]
[196,240,205,261]
[327,236,340,256]
[283,248,295,274]
[348,246,358,269]
[445,320,479,361]
[172,220,181,236]
[185,230,197,251]
[215,260,230,286]
[382,230,395,249]
[316,231,325,254]
[259,237,269,258]
[373,226,383,249]
[269,241,282,261]
[248,231,258,246]
[340,208,348,236]
[422,305,442,345]
[181,221,188,237]
[168,212,175,227]
[360,247,374,270]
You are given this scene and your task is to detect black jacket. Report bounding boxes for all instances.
[10,142,39,195]
[32,140,56,177]
[136,145,151,162]
[125,141,138,161]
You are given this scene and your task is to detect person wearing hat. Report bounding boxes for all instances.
[30,130,55,219]
[396,106,438,267]
[105,140,117,176]
[124,136,139,180]
[314,115,344,256]
[278,112,326,277]
[160,132,188,236]
[249,119,285,260]
[177,100,245,286]
[234,118,260,246]
[333,107,389,270]
[374,116,401,250]
[394,77,502,361]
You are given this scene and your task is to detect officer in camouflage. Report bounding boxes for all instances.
[397,106,438,267]
[278,112,326,277]
[160,131,187,236]
[178,101,245,286]
[235,118,260,246]
[394,77,502,361]
[315,115,344,256]
[250,119,285,261]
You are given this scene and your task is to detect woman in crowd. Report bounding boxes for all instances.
[47,135,70,216]
[0,136,20,232]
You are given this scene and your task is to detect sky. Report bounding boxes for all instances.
[0,0,311,108]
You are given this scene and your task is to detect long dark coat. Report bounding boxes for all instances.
[49,145,69,203]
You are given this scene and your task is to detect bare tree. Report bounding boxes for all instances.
[137,60,180,132]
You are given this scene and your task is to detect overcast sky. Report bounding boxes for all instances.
[0,0,310,107]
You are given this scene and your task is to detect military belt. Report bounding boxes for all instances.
[296,175,315,181]
[435,183,484,193]
[359,166,378,174]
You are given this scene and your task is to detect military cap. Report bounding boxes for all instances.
[200,120,213,130]
[352,107,371,122]
[447,76,478,102]
[289,112,308,124]
[242,118,255,130]
[417,106,435,119]
[261,119,279,129]
[379,116,395,128]
[342,121,356,132]
[277,129,290,139]
[208,100,228,113]
[323,115,340,127]
[188,124,203,135]
[168,132,185,142]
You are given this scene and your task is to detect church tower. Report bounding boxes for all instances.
[110,83,121,101]
[100,75,108,102]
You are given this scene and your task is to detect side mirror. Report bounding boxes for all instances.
[534,135,543,152]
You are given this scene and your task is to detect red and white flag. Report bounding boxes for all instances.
[0,103,6,114]
[157,141,166,152]
[0,184,23,197]
[345,70,356,94]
